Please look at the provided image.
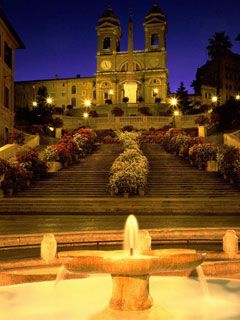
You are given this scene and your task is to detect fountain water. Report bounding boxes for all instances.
[0,215,240,320]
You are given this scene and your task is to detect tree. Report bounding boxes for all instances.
[207,32,232,99]
[176,82,191,114]
[207,32,232,60]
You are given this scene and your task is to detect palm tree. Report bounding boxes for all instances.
[207,32,232,102]
[207,32,232,59]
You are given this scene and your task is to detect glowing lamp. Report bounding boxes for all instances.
[173,110,180,116]
[49,126,54,132]
[32,101,37,107]
[109,89,114,95]
[46,97,53,104]
[84,99,91,107]
[236,95,240,101]
[83,112,89,118]
[153,88,158,94]
[212,96,218,103]
[170,98,178,107]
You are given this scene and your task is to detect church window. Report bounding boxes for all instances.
[71,97,76,107]
[151,34,160,47]
[103,37,111,50]
[72,85,76,94]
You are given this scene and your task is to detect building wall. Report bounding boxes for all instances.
[15,77,95,110]
[0,18,19,144]
[196,52,240,105]
[96,50,168,105]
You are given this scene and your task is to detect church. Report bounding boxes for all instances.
[15,3,168,113]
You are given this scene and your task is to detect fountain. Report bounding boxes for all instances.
[58,215,204,311]
[0,215,239,319]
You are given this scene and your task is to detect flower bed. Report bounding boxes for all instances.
[159,129,240,189]
[43,128,97,167]
[217,145,240,181]
[109,131,148,196]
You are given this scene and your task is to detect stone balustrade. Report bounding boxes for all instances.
[0,134,40,160]
[57,114,206,130]
[224,130,240,149]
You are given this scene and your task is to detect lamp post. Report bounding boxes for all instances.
[46,97,53,105]
[169,97,179,127]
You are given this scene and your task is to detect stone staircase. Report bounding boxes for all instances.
[142,143,240,199]
[0,143,240,215]
[15,144,122,198]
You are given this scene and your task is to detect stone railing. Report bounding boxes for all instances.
[224,130,240,149]
[0,134,40,160]
[57,113,209,130]
[59,115,173,130]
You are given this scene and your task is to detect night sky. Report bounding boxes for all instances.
[2,0,240,92]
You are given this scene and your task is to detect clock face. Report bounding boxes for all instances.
[101,60,112,70]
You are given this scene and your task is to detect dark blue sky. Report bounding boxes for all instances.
[3,0,240,92]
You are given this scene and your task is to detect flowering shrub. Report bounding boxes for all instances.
[141,131,165,144]
[43,145,59,162]
[0,159,8,176]
[194,143,218,169]
[233,160,240,187]
[102,135,119,144]
[109,131,148,195]
[9,130,25,145]
[16,149,48,180]
[111,107,124,117]
[216,145,240,179]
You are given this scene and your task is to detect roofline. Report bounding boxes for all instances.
[15,76,96,84]
[0,8,25,49]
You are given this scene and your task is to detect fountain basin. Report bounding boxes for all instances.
[58,248,204,310]
[0,276,239,320]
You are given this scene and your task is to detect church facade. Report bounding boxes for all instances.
[15,3,168,112]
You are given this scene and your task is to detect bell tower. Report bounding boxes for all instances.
[96,6,121,55]
[144,2,167,53]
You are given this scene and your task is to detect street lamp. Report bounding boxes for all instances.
[211,96,218,103]
[236,95,240,101]
[46,97,53,105]
[169,97,178,107]
[84,99,91,108]
[32,101,37,107]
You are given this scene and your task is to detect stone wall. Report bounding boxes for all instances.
[0,134,40,160]
[224,131,240,149]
